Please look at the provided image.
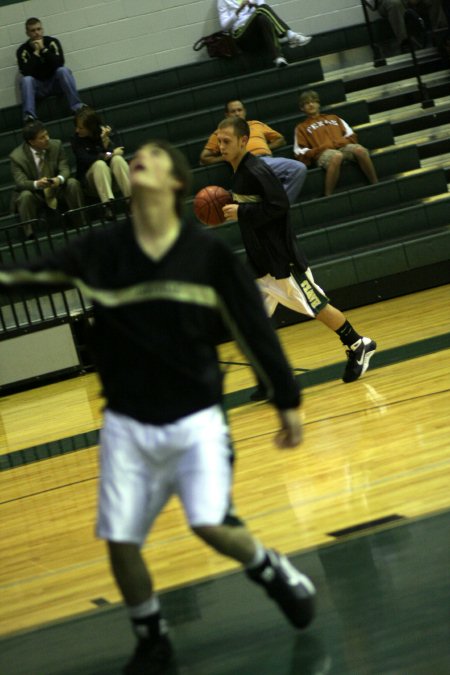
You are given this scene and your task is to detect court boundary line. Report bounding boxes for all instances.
[1,331,450,472]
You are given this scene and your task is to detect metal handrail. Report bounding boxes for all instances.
[360,0,387,67]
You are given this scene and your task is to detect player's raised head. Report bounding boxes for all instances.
[130,140,191,216]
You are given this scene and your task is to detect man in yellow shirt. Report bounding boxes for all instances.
[200,99,306,204]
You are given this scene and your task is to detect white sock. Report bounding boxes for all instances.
[246,542,267,569]
[128,595,160,619]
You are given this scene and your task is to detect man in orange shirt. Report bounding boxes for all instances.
[294,90,378,196]
[200,99,306,204]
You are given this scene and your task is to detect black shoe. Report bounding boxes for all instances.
[342,337,377,383]
[102,204,116,221]
[123,634,174,675]
[249,384,268,402]
[247,549,316,629]
[23,114,37,124]
[74,103,90,113]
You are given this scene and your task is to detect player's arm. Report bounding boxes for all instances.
[235,163,289,229]
[334,117,358,147]
[199,147,224,165]
[264,124,286,150]
[199,132,224,166]
[52,141,70,184]
[0,230,95,294]
[293,125,327,163]
[17,45,41,77]
[276,409,303,448]
[10,157,38,193]
[213,241,302,447]
[43,37,65,69]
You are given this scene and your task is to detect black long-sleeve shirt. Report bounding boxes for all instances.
[0,220,300,423]
[71,133,118,180]
[17,36,65,80]
[232,153,309,278]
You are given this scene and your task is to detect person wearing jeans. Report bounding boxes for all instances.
[16,17,85,122]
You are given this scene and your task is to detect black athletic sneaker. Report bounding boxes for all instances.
[342,337,377,383]
[246,549,316,629]
[123,634,174,675]
[249,383,268,402]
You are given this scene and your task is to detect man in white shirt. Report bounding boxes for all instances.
[217,0,312,67]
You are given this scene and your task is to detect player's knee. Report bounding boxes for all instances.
[65,177,82,192]
[21,75,35,88]
[353,145,368,159]
[295,162,307,178]
[327,153,343,169]
[17,190,35,207]
[55,66,71,81]
[92,159,109,171]
[382,0,402,11]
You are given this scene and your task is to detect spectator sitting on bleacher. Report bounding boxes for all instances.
[200,99,306,204]
[294,90,378,197]
[217,0,312,68]
[72,108,131,221]
[16,17,86,123]
[9,120,84,238]
[376,0,447,52]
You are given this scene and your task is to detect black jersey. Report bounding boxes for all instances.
[232,153,309,278]
[0,220,300,423]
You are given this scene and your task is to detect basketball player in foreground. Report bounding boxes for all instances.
[217,116,377,397]
[0,141,315,674]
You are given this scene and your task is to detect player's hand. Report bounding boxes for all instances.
[237,0,251,13]
[36,177,49,189]
[112,146,124,156]
[275,408,303,448]
[101,125,112,140]
[49,176,61,187]
[33,39,44,53]
[222,204,239,222]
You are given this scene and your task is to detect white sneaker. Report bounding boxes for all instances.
[288,33,312,48]
[274,56,288,68]
[342,337,377,383]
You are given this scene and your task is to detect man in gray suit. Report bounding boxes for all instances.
[10,120,84,236]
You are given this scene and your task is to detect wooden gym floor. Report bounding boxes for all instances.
[1,285,449,674]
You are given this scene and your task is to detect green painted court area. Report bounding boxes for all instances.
[1,509,449,674]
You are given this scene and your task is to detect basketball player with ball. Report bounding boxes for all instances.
[216,115,377,396]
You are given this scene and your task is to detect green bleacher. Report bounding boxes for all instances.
[1,17,449,339]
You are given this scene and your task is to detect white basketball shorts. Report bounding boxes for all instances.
[257,267,329,318]
[97,405,234,545]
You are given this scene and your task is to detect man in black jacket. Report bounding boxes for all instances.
[16,17,85,123]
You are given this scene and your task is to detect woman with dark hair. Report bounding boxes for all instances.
[72,107,130,219]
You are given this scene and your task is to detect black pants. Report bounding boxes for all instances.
[234,4,290,60]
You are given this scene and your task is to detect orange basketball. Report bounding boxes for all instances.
[194,185,232,226]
